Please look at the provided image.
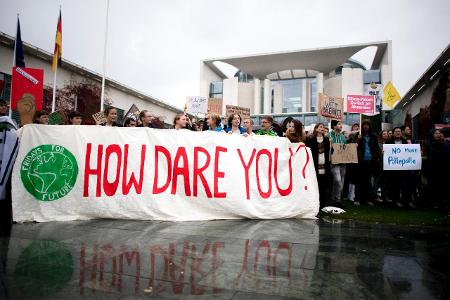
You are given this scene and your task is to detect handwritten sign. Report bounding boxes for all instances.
[92,111,106,125]
[383,144,421,170]
[331,143,358,164]
[12,125,319,222]
[346,95,375,114]
[318,93,343,120]
[187,96,208,114]
[208,98,223,115]
[226,105,251,119]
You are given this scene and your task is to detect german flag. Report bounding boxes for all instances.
[52,10,62,72]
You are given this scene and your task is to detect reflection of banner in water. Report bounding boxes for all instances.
[7,220,319,298]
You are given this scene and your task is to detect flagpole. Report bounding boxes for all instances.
[100,0,110,112]
[52,62,57,113]
[9,14,19,118]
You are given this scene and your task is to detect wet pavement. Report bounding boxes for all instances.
[0,219,448,299]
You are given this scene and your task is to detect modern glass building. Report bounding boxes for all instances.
[200,41,392,127]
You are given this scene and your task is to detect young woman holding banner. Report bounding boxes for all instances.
[306,123,331,208]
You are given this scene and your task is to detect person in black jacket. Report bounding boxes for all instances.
[425,129,446,210]
[306,123,331,208]
[355,120,382,206]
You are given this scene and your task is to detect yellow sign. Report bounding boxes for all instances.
[383,81,401,109]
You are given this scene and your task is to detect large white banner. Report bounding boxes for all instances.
[383,144,422,170]
[12,125,319,222]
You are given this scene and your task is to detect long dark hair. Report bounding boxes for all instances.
[286,119,304,142]
[312,122,325,138]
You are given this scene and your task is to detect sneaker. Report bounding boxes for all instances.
[366,201,374,206]
[385,198,393,203]
[396,202,404,208]
[408,202,417,209]
[353,201,360,206]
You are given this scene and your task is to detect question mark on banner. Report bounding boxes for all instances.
[293,144,310,190]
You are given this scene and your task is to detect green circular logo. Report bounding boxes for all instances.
[20,144,78,201]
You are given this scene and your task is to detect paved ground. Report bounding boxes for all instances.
[0,218,448,299]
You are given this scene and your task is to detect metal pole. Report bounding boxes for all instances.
[100,0,110,112]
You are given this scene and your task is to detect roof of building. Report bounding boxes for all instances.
[398,43,450,109]
[0,31,183,114]
[203,41,390,79]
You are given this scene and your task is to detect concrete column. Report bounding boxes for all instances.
[263,79,272,114]
[301,79,308,113]
[316,72,324,94]
[222,77,239,114]
[273,83,283,114]
[253,78,261,114]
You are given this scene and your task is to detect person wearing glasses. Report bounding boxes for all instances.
[256,116,278,136]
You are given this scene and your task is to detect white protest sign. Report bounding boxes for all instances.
[12,125,319,222]
[383,144,422,170]
[187,96,208,114]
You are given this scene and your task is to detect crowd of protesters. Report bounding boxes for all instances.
[11,103,450,213]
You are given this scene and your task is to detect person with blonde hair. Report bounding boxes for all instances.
[207,113,224,132]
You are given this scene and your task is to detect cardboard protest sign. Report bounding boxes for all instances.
[92,111,106,125]
[226,105,251,119]
[12,125,319,222]
[11,67,44,110]
[318,93,343,120]
[208,98,223,115]
[331,143,358,164]
[187,96,207,114]
[16,93,36,126]
[383,144,421,170]
[346,95,375,114]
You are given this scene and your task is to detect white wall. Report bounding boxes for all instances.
[341,67,364,110]
[324,75,342,98]
[222,77,238,113]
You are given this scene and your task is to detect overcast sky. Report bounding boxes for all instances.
[1,0,449,109]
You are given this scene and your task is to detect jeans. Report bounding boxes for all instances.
[331,164,346,202]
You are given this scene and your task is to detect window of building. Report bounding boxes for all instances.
[209,81,223,99]
[273,77,317,113]
[363,69,381,84]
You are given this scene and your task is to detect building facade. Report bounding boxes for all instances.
[0,32,183,125]
[200,41,392,126]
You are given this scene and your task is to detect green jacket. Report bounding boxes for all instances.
[329,130,347,144]
[256,129,278,136]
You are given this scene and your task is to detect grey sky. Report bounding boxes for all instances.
[1,0,449,109]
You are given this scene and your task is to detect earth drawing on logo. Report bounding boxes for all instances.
[21,144,78,201]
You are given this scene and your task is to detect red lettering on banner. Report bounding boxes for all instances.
[122,144,145,195]
[103,145,122,196]
[256,149,272,199]
[273,148,293,196]
[193,147,212,198]
[237,149,256,200]
[171,147,191,196]
[84,143,103,197]
[152,146,172,194]
[213,147,227,198]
